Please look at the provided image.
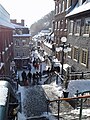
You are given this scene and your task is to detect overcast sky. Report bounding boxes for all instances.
[0,0,55,27]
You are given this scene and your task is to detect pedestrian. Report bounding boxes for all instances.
[36,63,39,70]
[21,71,27,85]
[32,73,36,85]
[47,67,50,76]
[28,63,31,71]
[36,72,40,85]
[33,58,36,67]
[27,71,32,84]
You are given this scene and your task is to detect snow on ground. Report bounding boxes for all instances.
[18,86,27,120]
[17,78,90,120]
[17,59,90,119]
[67,79,90,97]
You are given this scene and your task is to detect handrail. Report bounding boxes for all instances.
[47,94,90,120]
[47,94,90,103]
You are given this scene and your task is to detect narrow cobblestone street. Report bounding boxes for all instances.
[18,81,90,120]
[17,63,90,120]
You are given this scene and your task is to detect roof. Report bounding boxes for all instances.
[0,18,15,29]
[11,23,27,28]
[66,2,90,18]
[13,34,31,37]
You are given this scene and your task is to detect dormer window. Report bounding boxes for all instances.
[79,0,83,5]
[79,0,86,5]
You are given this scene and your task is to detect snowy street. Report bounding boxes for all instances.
[17,56,90,120]
[18,78,90,120]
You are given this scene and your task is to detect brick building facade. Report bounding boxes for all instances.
[0,4,14,75]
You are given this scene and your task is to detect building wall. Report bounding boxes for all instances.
[53,0,75,61]
[66,1,90,72]
[0,5,14,75]
[13,34,31,69]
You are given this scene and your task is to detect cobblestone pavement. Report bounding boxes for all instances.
[17,67,90,120]
[19,83,90,120]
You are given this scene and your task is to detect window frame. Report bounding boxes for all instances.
[80,48,88,67]
[69,20,74,35]
[74,19,81,36]
[73,46,79,62]
[83,17,90,36]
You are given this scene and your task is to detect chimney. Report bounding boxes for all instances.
[21,19,24,26]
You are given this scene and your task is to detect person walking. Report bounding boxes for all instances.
[36,72,40,85]
[27,71,32,84]
[28,63,32,71]
[21,71,27,85]
[32,73,36,85]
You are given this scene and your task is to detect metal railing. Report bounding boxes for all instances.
[46,92,90,120]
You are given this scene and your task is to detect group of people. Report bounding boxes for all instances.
[21,70,32,86]
[21,58,42,86]
[21,70,41,86]
[33,58,40,70]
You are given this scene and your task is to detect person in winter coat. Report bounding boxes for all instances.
[27,71,32,84]
[32,73,36,85]
[21,71,27,85]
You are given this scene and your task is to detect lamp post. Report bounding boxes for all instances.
[56,37,71,78]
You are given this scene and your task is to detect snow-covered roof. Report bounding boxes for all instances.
[41,30,50,33]
[66,2,90,17]
[0,18,15,29]
[13,34,31,37]
[14,56,29,60]
[11,23,27,28]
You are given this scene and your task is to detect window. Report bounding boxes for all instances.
[68,46,72,58]
[69,20,74,35]
[16,41,19,46]
[58,21,60,30]
[61,1,65,12]
[81,49,88,66]
[55,5,58,15]
[66,0,72,9]
[74,20,81,36]
[84,18,90,35]
[66,0,69,9]
[16,52,19,56]
[55,21,57,29]
[73,47,78,61]
[64,19,67,31]
[19,30,22,34]
[23,53,25,56]
[59,3,61,13]
[79,0,83,5]
[60,20,63,30]
[22,39,26,46]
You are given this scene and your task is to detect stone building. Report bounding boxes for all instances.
[66,0,90,73]
[0,4,14,75]
[11,21,32,69]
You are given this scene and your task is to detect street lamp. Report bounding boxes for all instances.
[56,37,71,78]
